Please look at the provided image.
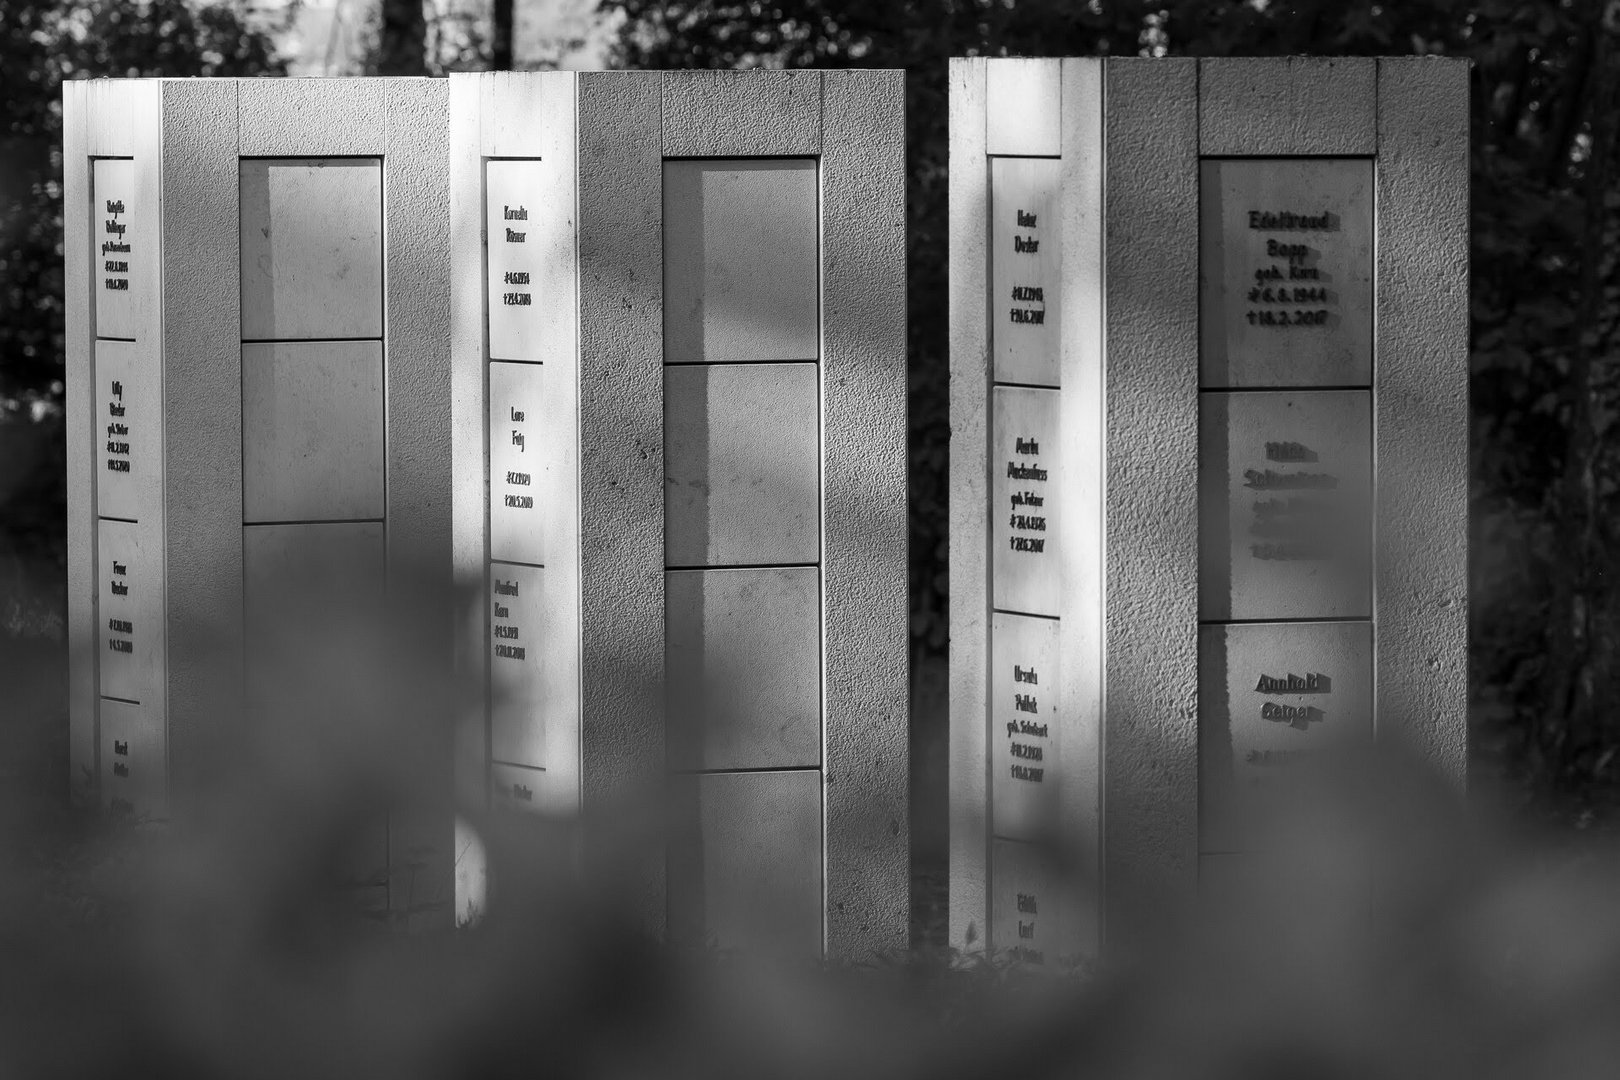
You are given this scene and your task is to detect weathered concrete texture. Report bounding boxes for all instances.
[822,67,910,959]
[237,77,386,157]
[661,69,822,157]
[947,56,991,953]
[1199,56,1377,156]
[159,78,240,810]
[577,70,667,934]
[1103,58,1201,934]
[986,58,1061,156]
[1374,58,1470,785]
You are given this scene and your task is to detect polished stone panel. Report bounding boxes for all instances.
[97,518,160,704]
[488,360,565,566]
[92,158,140,340]
[489,561,576,771]
[100,697,164,818]
[991,157,1062,387]
[991,837,1055,964]
[991,612,1060,842]
[485,159,546,361]
[95,339,159,522]
[992,386,1060,617]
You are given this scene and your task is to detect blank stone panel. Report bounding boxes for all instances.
[242,340,385,523]
[991,157,1062,387]
[664,363,820,567]
[669,769,822,954]
[239,158,383,341]
[1200,159,1374,388]
[101,697,164,818]
[92,158,140,340]
[991,612,1058,843]
[243,522,385,711]
[992,386,1059,617]
[97,518,161,704]
[991,838,1056,964]
[1198,621,1372,855]
[1199,391,1371,621]
[666,567,820,771]
[489,561,577,772]
[663,159,819,365]
[489,361,565,566]
[95,339,159,522]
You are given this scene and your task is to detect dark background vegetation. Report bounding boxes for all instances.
[0,0,1614,852]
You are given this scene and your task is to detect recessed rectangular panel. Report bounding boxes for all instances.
[489,561,577,772]
[95,339,159,521]
[991,838,1056,963]
[485,160,546,362]
[991,612,1058,842]
[991,386,1059,617]
[991,158,1061,387]
[1198,621,1372,854]
[1200,159,1374,388]
[490,762,573,815]
[668,769,822,955]
[242,341,385,523]
[666,567,820,771]
[489,361,565,566]
[92,158,140,340]
[97,518,161,703]
[101,697,164,818]
[239,158,383,341]
[243,522,385,712]
[664,363,820,567]
[1199,391,1371,621]
[663,159,819,364]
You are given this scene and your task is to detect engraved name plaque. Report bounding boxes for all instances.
[991,838,1055,966]
[101,697,164,818]
[485,160,545,362]
[488,361,561,567]
[1198,620,1372,854]
[488,561,575,771]
[1199,159,1374,388]
[97,518,160,703]
[92,158,139,340]
[992,386,1059,617]
[991,611,1059,841]
[95,340,158,521]
[1199,390,1371,622]
[991,157,1062,387]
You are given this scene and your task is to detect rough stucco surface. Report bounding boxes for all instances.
[1199,57,1377,157]
[1103,58,1201,936]
[237,78,386,157]
[1375,58,1470,786]
[947,57,990,953]
[660,69,822,158]
[577,71,667,934]
[821,68,909,959]
[160,79,241,811]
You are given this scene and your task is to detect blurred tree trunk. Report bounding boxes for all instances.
[491,0,513,69]
[376,0,427,74]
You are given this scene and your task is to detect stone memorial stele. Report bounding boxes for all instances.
[949,57,1468,959]
[449,70,908,957]
[64,78,454,925]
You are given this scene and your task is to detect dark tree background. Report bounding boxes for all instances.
[4,0,1620,823]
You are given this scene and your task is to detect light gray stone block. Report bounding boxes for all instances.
[986,59,1061,156]
[1200,158,1374,388]
[664,362,820,567]
[239,157,383,341]
[241,340,386,523]
[662,158,820,365]
[666,566,821,771]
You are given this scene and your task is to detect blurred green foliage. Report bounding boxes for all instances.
[604,0,1620,823]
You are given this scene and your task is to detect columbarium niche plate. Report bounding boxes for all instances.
[992,386,1059,618]
[95,339,159,521]
[96,518,160,703]
[991,157,1061,387]
[488,561,576,771]
[485,160,545,362]
[666,567,821,771]
[491,762,571,815]
[991,837,1055,965]
[489,361,565,567]
[92,158,139,340]
[991,612,1058,841]
[1198,391,1371,622]
[1199,158,1374,388]
[663,158,820,365]
[1198,620,1372,855]
[669,769,822,954]
[239,158,384,341]
[664,363,820,568]
[101,697,164,817]
[242,340,386,523]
